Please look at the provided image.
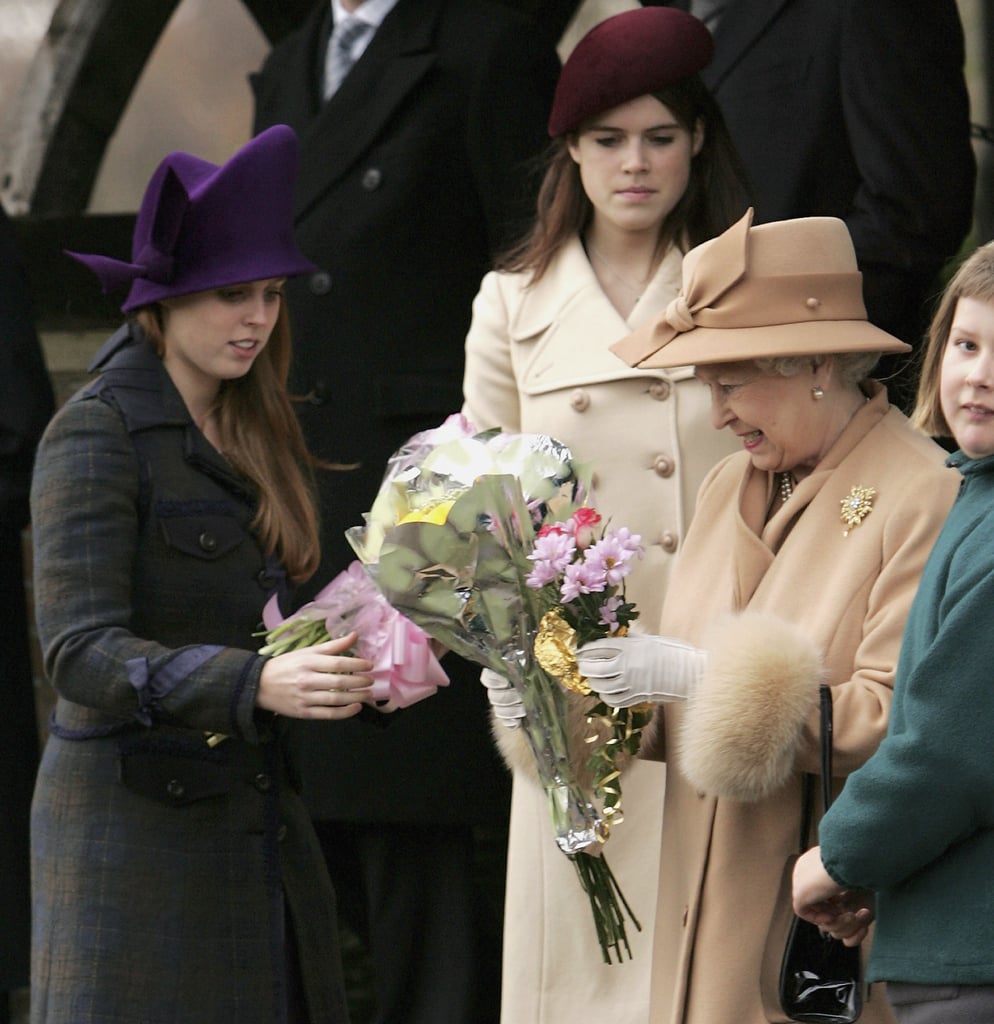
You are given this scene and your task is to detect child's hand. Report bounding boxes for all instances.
[792,846,875,946]
[801,893,875,947]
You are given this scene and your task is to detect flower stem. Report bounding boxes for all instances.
[570,852,642,964]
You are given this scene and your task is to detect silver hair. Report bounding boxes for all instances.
[754,352,878,387]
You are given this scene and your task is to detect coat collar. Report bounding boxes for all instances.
[753,381,890,549]
[88,323,190,431]
[510,236,683,340]
[86,324,253,498]
[947,450,994,476]
[294,0,445,220]
[724,382,891,606]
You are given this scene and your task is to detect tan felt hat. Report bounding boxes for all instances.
[611,208,910,369]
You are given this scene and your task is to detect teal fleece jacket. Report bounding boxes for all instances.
[819,450,994,985]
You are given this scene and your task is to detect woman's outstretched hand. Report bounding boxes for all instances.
[257,631,374,720]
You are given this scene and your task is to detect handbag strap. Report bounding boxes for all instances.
[798,684,834,851]
[819,683,833,811]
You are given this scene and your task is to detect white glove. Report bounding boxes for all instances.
[481,668,525,729]
[576,634,707,707]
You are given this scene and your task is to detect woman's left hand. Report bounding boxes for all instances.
[256,631,375,720]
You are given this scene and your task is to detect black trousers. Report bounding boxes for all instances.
[314,820,505,1024]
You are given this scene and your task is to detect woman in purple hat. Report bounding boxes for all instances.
[461,7,749,1020]
[29,126,368,1023]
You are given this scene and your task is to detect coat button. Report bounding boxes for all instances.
[277,824,288,843]
[361,167,383,190]
[257,569,276,589]
[198,531,217,553]
[648,379,671,401]
[653,455,675,478]
[570,388,590,412]
[166,779,185,800]
[253,773,273,793]
[661,531,678,553]
[308,271,332,295]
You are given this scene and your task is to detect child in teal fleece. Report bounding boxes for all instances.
[792,240,994,1023]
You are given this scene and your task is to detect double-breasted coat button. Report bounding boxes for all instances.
[166,779,185,800]
[253,773,273,794]
[277,824,288,842]
[256,569,276,589]
[308,271,332,295]
[569,388,590,412]
[648,379,671,401]
[661,531,678,553]
[361,167,383,190]
[653,455,675,478]
[198,531,217,553]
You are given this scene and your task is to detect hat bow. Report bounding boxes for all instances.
[611,207,753,367]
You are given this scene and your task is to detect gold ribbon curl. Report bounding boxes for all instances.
[534,610,652,830]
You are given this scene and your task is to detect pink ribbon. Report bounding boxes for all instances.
[360,613,449,709]
[261,561,449,710]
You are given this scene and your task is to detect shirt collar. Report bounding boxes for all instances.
[330,0,400,31]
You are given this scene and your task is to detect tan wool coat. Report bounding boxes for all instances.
[642,385,959,1023]
[462,237,737,1022]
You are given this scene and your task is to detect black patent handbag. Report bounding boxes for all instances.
[761,685,863,1023]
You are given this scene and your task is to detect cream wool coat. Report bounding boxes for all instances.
[642,386,958,1024]
[463,237,737,1022]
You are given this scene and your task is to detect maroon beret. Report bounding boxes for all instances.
[548,7,714,137]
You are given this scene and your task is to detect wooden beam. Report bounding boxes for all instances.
[0,0,180,216]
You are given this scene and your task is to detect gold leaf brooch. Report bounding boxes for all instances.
[840,485,876,537]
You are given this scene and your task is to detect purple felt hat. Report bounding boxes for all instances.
[548,7,714,137]
[67,124,316,312]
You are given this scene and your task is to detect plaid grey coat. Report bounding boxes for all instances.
[29,329,349,1023]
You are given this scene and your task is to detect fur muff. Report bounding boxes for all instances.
[678,611,824,802]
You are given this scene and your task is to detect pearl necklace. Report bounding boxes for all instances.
[778,472,795,504]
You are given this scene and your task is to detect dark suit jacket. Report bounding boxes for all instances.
[0,205,53,991]
[662,0,975,402]
[251,0,559,822]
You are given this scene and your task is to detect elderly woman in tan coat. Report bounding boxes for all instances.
[577,209,960,1023]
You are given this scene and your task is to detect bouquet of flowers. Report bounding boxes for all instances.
[347,414,652,962]
[259,560,449,710]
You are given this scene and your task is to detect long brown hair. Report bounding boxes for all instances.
[135,302,321,582]
[912,241,994,439]
[497,75,751,282]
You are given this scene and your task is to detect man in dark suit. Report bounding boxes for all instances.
[0,204,54,1024]
[250,3,560,1021]
[657,0,976,410]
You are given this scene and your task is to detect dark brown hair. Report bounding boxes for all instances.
[497,75,751,281]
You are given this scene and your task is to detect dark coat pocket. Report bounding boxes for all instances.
[157,506,246,561]
[118,747,232,807]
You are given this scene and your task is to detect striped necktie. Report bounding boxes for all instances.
[323,16,370,100]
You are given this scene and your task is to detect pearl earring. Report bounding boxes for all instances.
[812,386,825,400]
